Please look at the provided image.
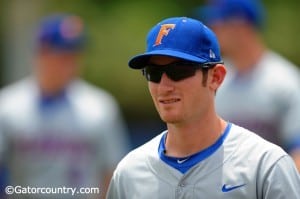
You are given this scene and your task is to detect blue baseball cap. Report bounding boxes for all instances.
[193,0,265,28]
[36,14,86,51]
[128,17,222,69]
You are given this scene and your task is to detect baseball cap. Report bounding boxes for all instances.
[192,0,265,28]
[128,17,222,69]
[36,14,86,51]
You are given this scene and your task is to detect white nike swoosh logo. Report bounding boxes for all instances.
[177,158,189,164]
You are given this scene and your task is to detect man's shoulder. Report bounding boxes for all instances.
[0,77,34,95]
[69,80,115,100]
[114,132,164,173]
[263,51,298,69]
[0,78,36,108]
[261,51,300,84]
[228,123,287,160]
[68,80,120,112]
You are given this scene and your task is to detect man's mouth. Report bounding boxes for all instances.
[159,98,180,104]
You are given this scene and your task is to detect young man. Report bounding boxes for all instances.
[106,17,300,199]
[193,0,300,171]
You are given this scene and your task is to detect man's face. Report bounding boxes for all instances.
[147,56,213,125]
[36,49,81,94]
[210,19,246,57]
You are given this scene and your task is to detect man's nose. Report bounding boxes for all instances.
[157,73,175,91]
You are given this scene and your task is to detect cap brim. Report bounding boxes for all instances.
[128,49,208,69]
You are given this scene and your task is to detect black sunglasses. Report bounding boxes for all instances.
[142,61,221,83]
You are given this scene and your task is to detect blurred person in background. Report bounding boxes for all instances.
[0,13,130,198]
[192,0,300,171]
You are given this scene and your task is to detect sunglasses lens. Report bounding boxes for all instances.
[143,68,162,83]
[144,65,197,83]
[166,67,197,81]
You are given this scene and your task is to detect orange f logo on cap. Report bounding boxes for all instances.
[154,24,176,46]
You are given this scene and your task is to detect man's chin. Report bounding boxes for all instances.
[160,115,182,124]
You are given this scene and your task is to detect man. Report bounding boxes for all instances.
[192,0,300,171]
[0,14,130,198]
[106,17,300,199]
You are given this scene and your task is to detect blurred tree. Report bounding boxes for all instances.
[263,0,300,66]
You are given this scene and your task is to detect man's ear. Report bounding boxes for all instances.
[210,64,227,91]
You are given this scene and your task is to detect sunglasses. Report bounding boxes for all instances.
[142,61,220,83]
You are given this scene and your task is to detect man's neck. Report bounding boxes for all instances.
[165,116,227,158]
